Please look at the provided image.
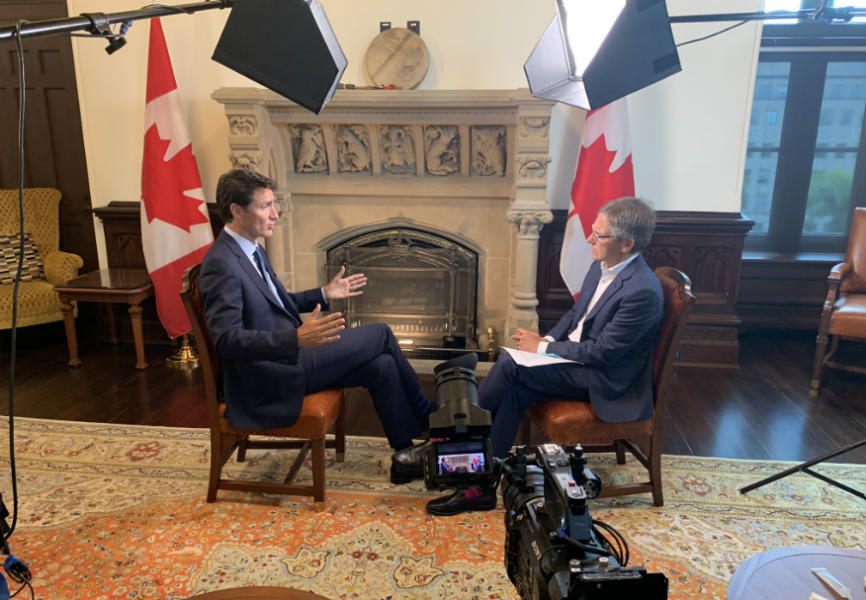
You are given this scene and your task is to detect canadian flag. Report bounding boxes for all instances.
[559,97,635,296]
[141,18,213,339]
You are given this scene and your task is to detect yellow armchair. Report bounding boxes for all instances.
[0,188,84,329]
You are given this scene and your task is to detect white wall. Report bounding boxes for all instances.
[68,0,761,265]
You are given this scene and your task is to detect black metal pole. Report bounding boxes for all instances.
[0,0,233,43]
[670,10,814,24]
[670,7,865,23]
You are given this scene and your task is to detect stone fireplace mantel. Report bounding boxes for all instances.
[212,88,555,348]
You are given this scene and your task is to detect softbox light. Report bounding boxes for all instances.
[524,0,681,110]
[213,0,347,114]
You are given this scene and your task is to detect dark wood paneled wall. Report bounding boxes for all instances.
[538,210,754,368]
[737,253,838,331]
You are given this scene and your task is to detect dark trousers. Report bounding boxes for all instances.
[479,355,589,457]
[299,323,434,450]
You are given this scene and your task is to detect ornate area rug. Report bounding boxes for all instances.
[0,417,863,600]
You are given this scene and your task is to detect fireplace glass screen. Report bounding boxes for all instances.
[326,228,478,353]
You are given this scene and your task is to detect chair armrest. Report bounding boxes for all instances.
[43,250,84,285]
[828,261,849,283]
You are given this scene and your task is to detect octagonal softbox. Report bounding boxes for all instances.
[213,0,347,114]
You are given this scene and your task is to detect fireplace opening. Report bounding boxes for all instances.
[326,227,487,360]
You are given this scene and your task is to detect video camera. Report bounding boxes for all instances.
[421,355,667,599]
[500,443,668,600]
[421,353,496,490]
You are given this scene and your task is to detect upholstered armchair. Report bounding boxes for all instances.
[810,207,866,395]
[0,188,84,329]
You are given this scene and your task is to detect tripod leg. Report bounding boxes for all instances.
[740,440,865,497]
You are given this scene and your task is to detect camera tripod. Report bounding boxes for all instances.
[740,439,865,500]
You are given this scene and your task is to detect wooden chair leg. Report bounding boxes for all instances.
[311,437,326,503]
[237,436,249,462]
[334,401,346,463]
[649,440,663,507]
[615,440,627,464]
[811,332,830,396]
[207,436,223,503]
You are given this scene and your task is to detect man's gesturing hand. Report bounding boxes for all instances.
[297,304,345,347]
[323,266,367,300]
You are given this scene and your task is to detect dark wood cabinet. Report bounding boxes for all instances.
[94,201,223,269]
[92,202,223,344]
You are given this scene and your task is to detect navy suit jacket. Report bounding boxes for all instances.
[546,254,663,423]
[199,230,327,429]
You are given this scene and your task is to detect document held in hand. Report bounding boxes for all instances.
[501,346,581,367]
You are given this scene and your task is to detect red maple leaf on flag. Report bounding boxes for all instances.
[141,125,208,232]
[569,134,634,238]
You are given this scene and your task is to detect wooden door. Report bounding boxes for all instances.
[0,0,97,271]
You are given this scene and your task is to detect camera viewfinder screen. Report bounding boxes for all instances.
[435,440,487,475]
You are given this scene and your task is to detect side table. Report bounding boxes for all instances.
[727,545,866,600]
[54,268,154,370]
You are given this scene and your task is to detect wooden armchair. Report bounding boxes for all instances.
[180,264,346,505]
[810,207,866,396]
[520,267,695,507]
[0,188,83,329]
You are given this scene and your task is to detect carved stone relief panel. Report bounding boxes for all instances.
[424,125,460,176]
[379,125,416,175]
[518,116,549,140]
[471,126,507,177]
[289,125,328,174]
[228,115,258,136]
[516,154,551,182]
[230,151,262,172]
[335,125,371,174]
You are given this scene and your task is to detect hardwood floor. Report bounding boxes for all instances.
[1,323,863,464]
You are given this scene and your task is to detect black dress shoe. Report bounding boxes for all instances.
[426,486,497,516]
[390,441,429,484]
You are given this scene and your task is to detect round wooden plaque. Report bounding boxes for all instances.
[364,28,430,89]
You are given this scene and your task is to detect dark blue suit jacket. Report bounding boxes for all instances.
[199,230,327,429]
[546,255,663,423]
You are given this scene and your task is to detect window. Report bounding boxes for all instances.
[742,5,865,253]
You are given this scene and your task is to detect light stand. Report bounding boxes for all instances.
[740,440,865,500]
[0,1,232,43]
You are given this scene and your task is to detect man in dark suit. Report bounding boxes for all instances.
[199,169,435,484]
[427,197,663,515]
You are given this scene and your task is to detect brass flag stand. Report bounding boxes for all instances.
[166,334,199,370]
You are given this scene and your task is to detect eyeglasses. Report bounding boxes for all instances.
[590,230,614,241]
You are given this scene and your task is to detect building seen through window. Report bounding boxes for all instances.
[742,0,865,253]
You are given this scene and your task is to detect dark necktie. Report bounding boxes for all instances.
[253,247,268,281]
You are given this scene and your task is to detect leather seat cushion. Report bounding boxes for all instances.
[220,388,343,438]
[527,398,653,446]
[829,293,866,339]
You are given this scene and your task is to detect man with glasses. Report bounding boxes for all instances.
[199,169,436,485]
[426,197,663,515]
